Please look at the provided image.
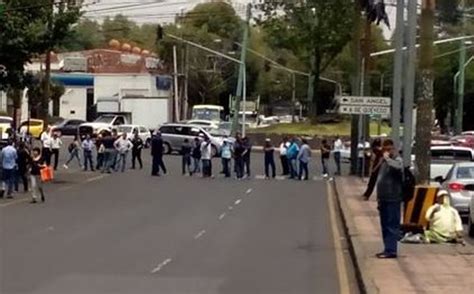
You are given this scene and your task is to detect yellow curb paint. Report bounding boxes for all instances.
[327,181,350,294]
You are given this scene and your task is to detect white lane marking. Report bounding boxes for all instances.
[86,175,106,183]
[151,258,172,274]
[234,199,242,205]
[218,213,226,220]
[228,206,233,210]
[246,188,253,194]
[194,230,206,240]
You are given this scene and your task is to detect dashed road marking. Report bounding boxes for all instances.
[234,199,242,205]
[194,230,206,240]
[246,188,253,194]
[86,174,107,183]
[218,213,226,220]
[228,206,233,210]
[0,198,29,208]
[151,258,172,274]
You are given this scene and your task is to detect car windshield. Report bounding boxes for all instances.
[192,109,221,121]
[456,166,474,179]
[94,116,115,123]
[207,128,229,137]
[0,118,12,124]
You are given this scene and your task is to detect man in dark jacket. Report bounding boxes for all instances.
[376,139,403,259]
[151,131,167,176]
[131,133,144,169]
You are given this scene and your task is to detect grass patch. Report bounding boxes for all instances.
[248,121,391,137]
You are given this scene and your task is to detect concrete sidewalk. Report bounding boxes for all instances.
[334,177,474,294]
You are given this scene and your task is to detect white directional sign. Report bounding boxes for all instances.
[338,96,391,107]
[339,105,391,115]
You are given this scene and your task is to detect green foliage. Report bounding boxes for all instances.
[257,0,355,118]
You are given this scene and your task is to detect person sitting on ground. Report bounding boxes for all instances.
[424,190,465,245]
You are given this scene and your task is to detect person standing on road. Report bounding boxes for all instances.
[242,137,252,178]
[131,132,144,170]
[29,147,45,203]
[297,139,311,181]
[95,134,105,170]
[50,133,62,171]
[40,127,52,166]
[200,136,213,178]
[279,137,290,176]
[151,131,167,176]
[82,134,95,171]
[1,140,18,199]
[191,137,201,175]
[16,142,30,193]
[181,138,193,175]
[114,133,132,173]
[363,138,383,200]
[221,139,232,178]
[320,139,331,177]
[264,138,276,179]
[376,139,403,259]
[101,133,116,174]
[233,136,245,179]
[333,136,343,176]
[287,138,300,179]
[64,135,82,169]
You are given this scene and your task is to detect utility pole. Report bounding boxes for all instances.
[183,44,189,120]
[232,3,251,135]
[403,0,418,167]
[415,0,436,184]
[291,73,296,123]
[455,0,466,135]
[43,0,54,124]
[173,45,180,122]
[391,0,405,149]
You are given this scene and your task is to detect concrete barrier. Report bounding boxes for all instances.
[403,186,439,230]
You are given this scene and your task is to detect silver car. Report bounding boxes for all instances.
[437,162,474,217]
[158,123,226,157]
[469,196,474,237]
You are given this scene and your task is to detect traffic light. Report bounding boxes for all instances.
[156,25,163,43]
[359,0,390,28]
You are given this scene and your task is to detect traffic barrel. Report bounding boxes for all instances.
[403,186,438,230]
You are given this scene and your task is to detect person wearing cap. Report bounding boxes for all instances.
[220,139,232,178]
[264,138,276,179]
[424,190,464,244]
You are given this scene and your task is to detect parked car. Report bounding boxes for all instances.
[158,123,225,157]
[79,114,128,139]
[469,194,474,236]
[116,124,152,148]
[186,120,219,129]
[435,162,474,218]
[51,119,86,136]
[19,119,45,139]
[450,135,474,149]
[0,116,13,146]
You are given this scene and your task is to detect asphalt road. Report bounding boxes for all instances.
[0,153,355,294]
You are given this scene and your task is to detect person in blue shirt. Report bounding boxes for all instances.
[1,140,18,198]
[221,139,232,178]
[286,138,300,179]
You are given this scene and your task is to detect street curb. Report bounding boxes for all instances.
[331,177,379,294]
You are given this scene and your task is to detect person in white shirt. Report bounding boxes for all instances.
[424,190,465,244]
[279,136,290,176]
[333,136,343,175]
[114,133,133,172]
[50,133,63,170]
[40,127,52,166]
[200,136,213,178]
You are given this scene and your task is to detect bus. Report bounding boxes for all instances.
[191,105,225,122]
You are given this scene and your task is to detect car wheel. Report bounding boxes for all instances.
[145,138,151,149]
[211,145,218,158]
[163,142,172,155]
[469,214,474,237]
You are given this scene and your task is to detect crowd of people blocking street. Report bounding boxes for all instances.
[0,125,350,203]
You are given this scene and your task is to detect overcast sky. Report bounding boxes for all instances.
[83,0,397,39]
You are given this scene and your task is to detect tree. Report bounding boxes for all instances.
[257,0,355,120]
[0,0,81,121]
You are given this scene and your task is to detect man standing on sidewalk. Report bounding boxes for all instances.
[279,137,290,176]
[376,139,403,259]
[1,140,18,199]
[333,136,343,176]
